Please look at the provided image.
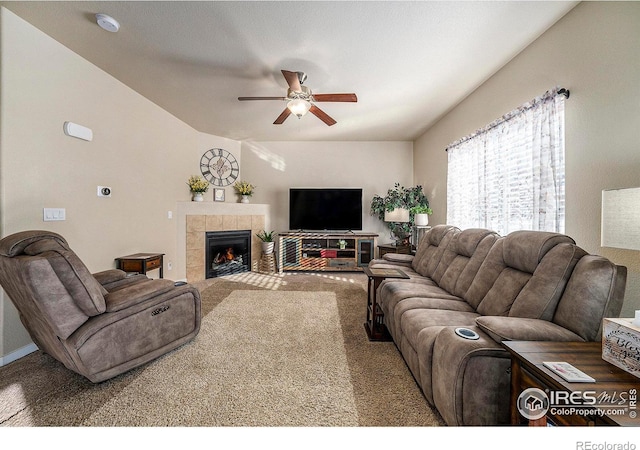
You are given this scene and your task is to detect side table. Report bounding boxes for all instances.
[363,266,409,341]
[504,341,639,426]
[115,253,164,279]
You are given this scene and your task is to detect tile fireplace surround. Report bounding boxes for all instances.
[176,202,270,283]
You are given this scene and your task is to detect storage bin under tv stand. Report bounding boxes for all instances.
[278,231,378,273]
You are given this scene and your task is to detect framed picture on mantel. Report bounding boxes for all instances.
[214,188,225,202]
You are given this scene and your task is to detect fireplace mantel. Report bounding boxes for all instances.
[176,201,270,282]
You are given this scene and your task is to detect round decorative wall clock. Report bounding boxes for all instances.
[199,148,239,187]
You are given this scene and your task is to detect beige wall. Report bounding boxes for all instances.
[0,9,413,360]
[0,8,241,359]
[414,2,640,316]
[239,140,414,239]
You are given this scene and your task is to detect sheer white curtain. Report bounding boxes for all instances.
[446,88,565,235]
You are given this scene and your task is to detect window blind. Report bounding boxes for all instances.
[446,88,566,235]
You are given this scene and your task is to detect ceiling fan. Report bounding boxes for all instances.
[238,70,357,126]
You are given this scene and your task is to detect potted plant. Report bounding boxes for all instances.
[233,180,256,203]
[410,205,433,226]
[337,239,347,249]
[187,175,210,202]
[256,230,275,254]
[370,183,431,242]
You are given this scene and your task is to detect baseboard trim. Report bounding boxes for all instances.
[0,343,38,367]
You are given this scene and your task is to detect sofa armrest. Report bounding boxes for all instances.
[382,253,414,265]
[475,316,585,343]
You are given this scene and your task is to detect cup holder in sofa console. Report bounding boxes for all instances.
[454,327,480,340]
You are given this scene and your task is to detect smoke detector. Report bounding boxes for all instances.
[96,14,120,33]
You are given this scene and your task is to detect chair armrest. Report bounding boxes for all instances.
[93,269,127,285]
[93,269,150,292]
[475,316,585,343]
[105,279,175,312]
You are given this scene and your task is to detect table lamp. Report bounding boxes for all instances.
[385,207,411,245]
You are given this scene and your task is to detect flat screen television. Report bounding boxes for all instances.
[289,188,363,231]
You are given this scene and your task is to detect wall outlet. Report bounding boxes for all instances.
[97,186,112,197]
[167,261,172,270]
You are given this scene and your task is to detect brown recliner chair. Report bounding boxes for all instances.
[0,230,201,382]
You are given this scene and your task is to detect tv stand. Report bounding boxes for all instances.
[278,231,378,273]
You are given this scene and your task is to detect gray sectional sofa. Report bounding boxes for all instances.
[369,225,627,426]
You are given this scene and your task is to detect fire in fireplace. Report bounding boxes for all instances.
[206,230,251,278]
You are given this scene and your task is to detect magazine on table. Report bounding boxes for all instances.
[542,361,596,382]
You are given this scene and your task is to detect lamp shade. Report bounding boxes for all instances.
[287,99,311,118]
[601,187,640,250]
[384,208,410,223]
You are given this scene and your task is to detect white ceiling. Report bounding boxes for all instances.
[2,1,578,142]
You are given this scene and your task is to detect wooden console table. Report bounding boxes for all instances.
[115,253,164,278]
[504,341,639,426]
[278,231,377,273]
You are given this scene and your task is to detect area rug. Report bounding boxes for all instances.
[0,272,443,427]
[86,290,358,426]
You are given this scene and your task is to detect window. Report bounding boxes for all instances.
[446,88,566,235]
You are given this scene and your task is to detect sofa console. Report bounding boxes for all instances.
[369,225,627,425]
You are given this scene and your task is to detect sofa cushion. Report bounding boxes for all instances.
[389,296,474,342]
[436,229,499,298]
[400,308,480,356]
[378,277,439,316]
[502,230,575,274]
[470,232,577,317]
[553,255,627,341]
[411,225,458,277]
[508,243,586,320]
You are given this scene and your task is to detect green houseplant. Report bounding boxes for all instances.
[410,204,433,226]
[370,183,431,241]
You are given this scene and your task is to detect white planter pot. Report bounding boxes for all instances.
[192,192,204,202]
[415,213,429,226]
[241,195,250,203]
[261,242,274,254]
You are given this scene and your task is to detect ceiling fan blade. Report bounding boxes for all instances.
[281,70,302,92]
[309,105,337,126]
[238,96,287,101]
[273,108,292,125]
[312,93,358,102]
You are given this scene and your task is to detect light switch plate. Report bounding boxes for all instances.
[43,208,66,221]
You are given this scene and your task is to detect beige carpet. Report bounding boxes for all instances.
[0,272,443,427]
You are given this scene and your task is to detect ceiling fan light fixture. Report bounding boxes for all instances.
[287,99,311,119]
